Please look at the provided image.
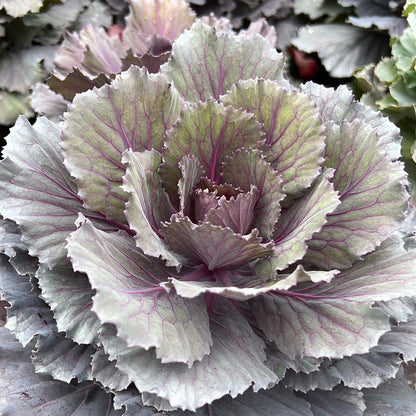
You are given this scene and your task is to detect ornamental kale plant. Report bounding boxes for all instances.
[2,20,416,415]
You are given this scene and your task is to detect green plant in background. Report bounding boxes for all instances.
[355,0,416,182]
[292,0,406,78]
[1,17,416,415]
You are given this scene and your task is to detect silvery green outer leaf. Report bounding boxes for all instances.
[0,117,111,268]
[36,265,100,345]
[91,349,131,391]
[63,66,184,223]
[363,369,416,415]
[113,388,167,415]
[31,333,94,383]
[100,297,276,411]
[301,83,402,161]
[67,219,212,366]
[305,120,407,269]
[161,21,286,102]
[377,312,416,361]
[292,24,389,78]
[285,349,402,392]
[0,327,121,416]
[0,253,50,346]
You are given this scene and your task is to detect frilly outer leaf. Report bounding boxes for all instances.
[221,79,325,197]
[164,267,339,301]
[122,149,183,268]
[362,369,416,416]
[0,0,43,17]
[305,120,408,269]
[0,117,90,268]
[67,219,212,366]
[301,82,402,161]
[221,149,283,240]
[36,264,100,345]
[0,328,120,416]
[161,21,286,102]
[163,215,273,270]
[251,291,389,360]
[251,237,416,359]
[100,297,277,411]
[172,384,313,416]
[63,66,184,223]
[160,99,264,195]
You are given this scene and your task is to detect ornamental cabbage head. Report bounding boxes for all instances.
[1,20,416,415]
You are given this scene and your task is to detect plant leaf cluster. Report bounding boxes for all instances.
[1,11,416,416]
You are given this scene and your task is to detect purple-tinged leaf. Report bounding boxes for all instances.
[63,66,184,223]
[251,292,389,359]
[363,369,416,416]
[306,236,416,303]
[0,254,52,347]
[123,0,195,55]
[178,155,206,215]
[0,46,56,93]
[161,21,285,102]
[91,349,131,391]
[36,265,100,345]
[53,25,125,81]
[173,384,313,416]
[221,79,325,197]
[161,99,264,196]
[205,187,258,235]
[301,83,402,161]
[122,150,183,268]
[163,215,273,270]
[0,327,121,416]
[113,387,168,415]
[254,171,340,276]
[222,149,284,239]
[299,385,365,416]
[31,332,94,383]
[377,313,416,362]
[305,120,408,269]
[67,219,211,366]
[30,83,69,122]
[165,267,338,301]
[0,117,95,268]
[286,349,402,393]
[100,297,277,411]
